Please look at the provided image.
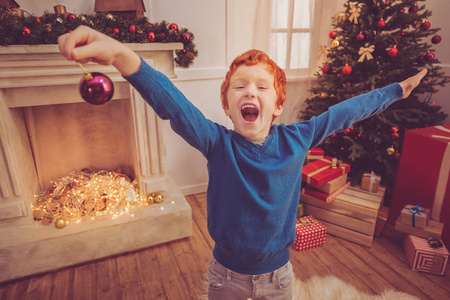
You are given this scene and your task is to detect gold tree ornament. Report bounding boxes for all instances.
[348,5,361,24]
[331,39,340,48]
[333,11,348,26]
[358,45,375,62]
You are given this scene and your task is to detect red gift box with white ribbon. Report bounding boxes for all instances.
[302,156,351,187]
[404,235,449,276]
[292,216,326,251]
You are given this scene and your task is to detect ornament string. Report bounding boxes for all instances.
[77,63,93,80]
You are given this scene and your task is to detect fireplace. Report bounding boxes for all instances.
[0,44,192,283]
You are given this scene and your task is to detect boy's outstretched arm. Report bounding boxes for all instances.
[399,68,427,99]
[58,25,141,77]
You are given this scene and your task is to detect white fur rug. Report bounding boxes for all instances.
[198,275,420,300]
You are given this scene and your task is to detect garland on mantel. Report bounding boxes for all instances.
[0,11,198,68]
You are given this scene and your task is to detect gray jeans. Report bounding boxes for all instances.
[207,258,294,300]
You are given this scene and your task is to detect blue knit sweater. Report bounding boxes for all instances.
[126,59,404,275]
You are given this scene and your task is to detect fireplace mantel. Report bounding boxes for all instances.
[0,44,192,283]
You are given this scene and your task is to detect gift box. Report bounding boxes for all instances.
[374,206,389,237]
[390,124,450,247]
[395,218,444,240]
[361,171,381,193]
[302,182,350,203]
[315,174,348,194]
[302,156,351,187]
[292,216,326,251]
[306,148,324,163]
[301,185,385,247]
[399,204,430,229]
[404,235,449,276]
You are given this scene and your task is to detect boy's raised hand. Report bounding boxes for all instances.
[399,68,427,99]
[58,25,141,76]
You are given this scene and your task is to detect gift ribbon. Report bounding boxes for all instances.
[430,125,450,221]
[358,45,375,62]
[305,158,346,184]
[349,5,361,24]
[365,171,380,192]
[405,204,428,227]
[297,217,318,227]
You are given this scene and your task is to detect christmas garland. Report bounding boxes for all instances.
[0,11,198,68]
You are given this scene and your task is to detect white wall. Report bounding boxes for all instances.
[18,0,450,195]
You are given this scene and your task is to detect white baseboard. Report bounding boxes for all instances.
[180,183,208,196]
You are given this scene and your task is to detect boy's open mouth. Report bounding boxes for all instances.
[241,104,259,122]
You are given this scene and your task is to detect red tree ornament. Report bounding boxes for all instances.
[409,4,418,13]
[322,65,330,74]
[79,72,114,105]
[432,35,442,44]
[67,13,77,21]
[425,51,435,61]
[342,64,352,75]
[36,17,41,23]
[388,46,398,57]
[377,19,386,29]
[356,32,364,41]
[22,27,31,36]
[421,21,431,30]
[129,25,136,33]
[329,30,337,39]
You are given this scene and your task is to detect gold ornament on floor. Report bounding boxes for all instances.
[154,194,164,203]
[55,218,67,229]
[331,39,340,48]
[386,146,396,155]
[333,11,347,26]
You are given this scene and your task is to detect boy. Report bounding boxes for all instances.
[58,26,426,299]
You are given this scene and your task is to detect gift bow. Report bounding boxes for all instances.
[316,45,330,61]
[305,157,346,184]
[358,45,375,62]
[297,217,318,227]
[367,171,380,191]
[428,237,443,249]
[349,5,361,24]
[405,204,429,227]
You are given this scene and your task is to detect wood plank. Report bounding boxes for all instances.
[187,194,214,250]
[95,258,121,300]
[115,252,145,300]
[0,278,29,300]
[50,267,75,300]
[304,205,376,236]
[25,272,52,300]
[73,262,97,300]
[319,219,374,247]
[135,248,167,299]
[289,247,331,280]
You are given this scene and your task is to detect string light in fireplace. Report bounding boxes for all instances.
[32,169,165,228]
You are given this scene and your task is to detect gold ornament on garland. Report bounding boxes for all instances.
[55,218,67,229]
[348,5,361,24]
[358,45,375,62]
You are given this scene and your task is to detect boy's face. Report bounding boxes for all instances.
[224,63,283,140]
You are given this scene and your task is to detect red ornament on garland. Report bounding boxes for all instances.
[329,31,337,39]
[22,27,31,36]
[79,72,114,106]
[432,35,442,44]
[67,13,76,21]
[322,65,330,74]
[391,132,400,140]
[342,64,352,75]
[421,21,431,30]
[36,17,41,23]
[169,23,178,31]
[129,25,136,33]
[377,19,386,29]
[182,33,191,43]
[388,46,398,57]
[356,32,364,41]
[148,32,156,42]
[113,28,119,34]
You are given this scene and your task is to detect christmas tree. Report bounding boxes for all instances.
[301,0,448,202]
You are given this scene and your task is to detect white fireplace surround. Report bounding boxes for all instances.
[0,44,192,283]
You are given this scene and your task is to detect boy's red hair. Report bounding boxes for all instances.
[220,50,287,110]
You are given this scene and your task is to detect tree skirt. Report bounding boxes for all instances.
[197,275,419,300]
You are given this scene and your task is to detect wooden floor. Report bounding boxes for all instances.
[0,192,449,300]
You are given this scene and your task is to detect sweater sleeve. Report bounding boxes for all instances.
[307,83,404,148]
[124,59,219,158]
